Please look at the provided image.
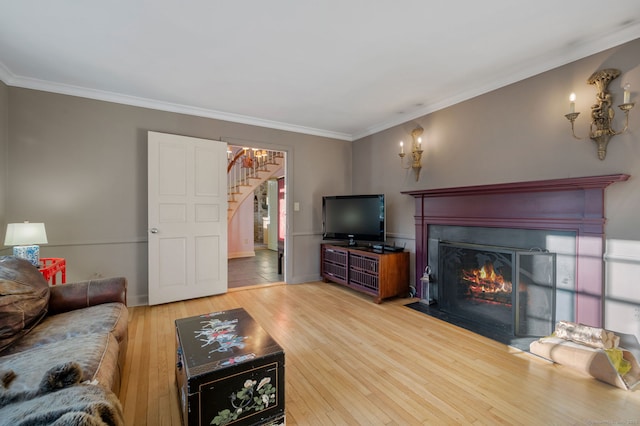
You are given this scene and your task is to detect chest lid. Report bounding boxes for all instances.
[176,307,283,376]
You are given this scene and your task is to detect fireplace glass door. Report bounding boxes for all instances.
[439,242,556,337]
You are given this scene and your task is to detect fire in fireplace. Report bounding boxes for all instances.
[461,257,513,305]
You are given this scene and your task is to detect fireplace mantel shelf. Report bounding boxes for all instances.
[403,173,631,327]
[401,174,629,198]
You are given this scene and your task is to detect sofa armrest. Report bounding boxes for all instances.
[48,277,127,315]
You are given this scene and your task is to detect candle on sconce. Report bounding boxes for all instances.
[569,93,576,114]
[417,137,422,150]
[400,141,404,154]
[624,83,631,104]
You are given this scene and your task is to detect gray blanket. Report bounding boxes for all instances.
[0,362,123,426]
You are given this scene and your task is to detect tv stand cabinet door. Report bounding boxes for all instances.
[321,244,349,285]
[347,251,380,296]
[350,250,409,303]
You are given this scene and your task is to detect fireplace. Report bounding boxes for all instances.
[403,174,629,343]
[438,240,556,337]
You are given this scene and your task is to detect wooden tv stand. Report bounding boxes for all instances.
[321,243,410,303]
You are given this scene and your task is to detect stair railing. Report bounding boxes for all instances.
[227,147,283,203]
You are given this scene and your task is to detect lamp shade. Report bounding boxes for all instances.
[4,222,48,246]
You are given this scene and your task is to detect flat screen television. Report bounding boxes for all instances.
[322,194,385,246]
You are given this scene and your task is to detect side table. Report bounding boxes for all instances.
[39,258,66,285]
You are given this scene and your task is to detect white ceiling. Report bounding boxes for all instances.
[1,1,640,141]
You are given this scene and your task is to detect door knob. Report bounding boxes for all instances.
[150,228,159,234]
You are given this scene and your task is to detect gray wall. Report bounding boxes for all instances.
[3,88,351,305]
[353,38,640,336]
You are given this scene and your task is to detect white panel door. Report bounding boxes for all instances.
[148,131,227,305]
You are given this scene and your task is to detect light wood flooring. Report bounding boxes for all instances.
[120,282,640,425]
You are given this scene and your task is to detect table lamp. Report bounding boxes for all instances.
[4,221,48,267]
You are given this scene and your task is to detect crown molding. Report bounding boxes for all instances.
[0,61,14,86]
[0,71,353,142]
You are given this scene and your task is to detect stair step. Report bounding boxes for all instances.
[227,148,284,223]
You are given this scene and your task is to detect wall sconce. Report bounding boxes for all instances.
[564,68,634,160]
[398,125,424,181]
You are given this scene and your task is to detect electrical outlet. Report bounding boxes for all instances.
[634,307,640,321]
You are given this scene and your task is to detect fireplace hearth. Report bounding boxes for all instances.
[403,174,629,346]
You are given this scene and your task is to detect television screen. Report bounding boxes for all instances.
[322,194,385,245]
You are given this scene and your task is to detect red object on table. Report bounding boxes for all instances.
[39,258,66,285]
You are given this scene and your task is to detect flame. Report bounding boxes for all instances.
[462,261,512,294]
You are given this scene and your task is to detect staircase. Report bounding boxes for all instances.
[227,147,284,222]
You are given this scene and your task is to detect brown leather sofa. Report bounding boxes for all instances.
[0,256,128,424]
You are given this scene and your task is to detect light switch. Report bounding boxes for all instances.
[294,202,300,211]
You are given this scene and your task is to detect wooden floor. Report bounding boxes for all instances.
[120,282,640,425]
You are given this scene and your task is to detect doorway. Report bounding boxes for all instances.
[227,146,285,288]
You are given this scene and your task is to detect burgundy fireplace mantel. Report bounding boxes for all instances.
[402,174,630,327]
